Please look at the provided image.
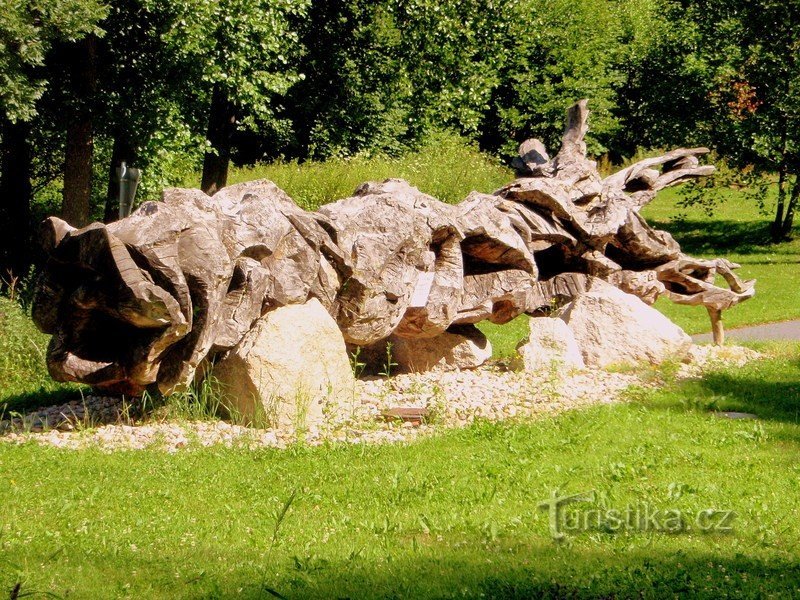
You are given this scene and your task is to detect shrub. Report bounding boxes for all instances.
[223,132,513,209]
[0,296,81,406]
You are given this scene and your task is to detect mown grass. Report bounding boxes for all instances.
[1,343,799,598]
[642,186,800,335]
[2,145,800,598]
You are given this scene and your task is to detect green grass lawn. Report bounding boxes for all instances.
[2,146,800,598]
[0,297,83,408]
[642,185,800,335]
[2,343,799,598]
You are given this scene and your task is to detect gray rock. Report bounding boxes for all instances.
[212,299,356,431]
[561,285,692,367]
[512,317,584,372]
[389,325,492,373]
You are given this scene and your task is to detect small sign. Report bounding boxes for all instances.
[409,271,435,307]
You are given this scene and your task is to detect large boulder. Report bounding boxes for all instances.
[560,285,691,367]
[511,317,584,372]
[212,299,355,431]
[388,325,492,373]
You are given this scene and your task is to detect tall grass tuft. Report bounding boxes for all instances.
[0,295,83,407]
[148,371,227,423]
[218,132,513,210]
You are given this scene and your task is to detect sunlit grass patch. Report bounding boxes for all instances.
[0,345,799,598]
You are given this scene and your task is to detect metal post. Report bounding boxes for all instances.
[117,161,142,219]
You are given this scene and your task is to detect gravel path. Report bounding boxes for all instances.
[0,345,761,452]
[692,320,800,343]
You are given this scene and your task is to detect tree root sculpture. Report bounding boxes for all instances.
[32,100,754,395]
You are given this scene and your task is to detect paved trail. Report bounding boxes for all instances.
[692,320,800,343]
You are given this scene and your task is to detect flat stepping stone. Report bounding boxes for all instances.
[380,407,429,425]
[713,411,758,420]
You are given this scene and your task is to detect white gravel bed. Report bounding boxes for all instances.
[677,344,762,379]
[0,395,137,433]
[0,344,760,452]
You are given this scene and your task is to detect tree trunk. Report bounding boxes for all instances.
[771,161,787,242]
[201,85,236,195]
[0,118,33,280]
[62,119,94,226]
[61,36,97,227]
[781,175,799,239]
[103,135,138,223]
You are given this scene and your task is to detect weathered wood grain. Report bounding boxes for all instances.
[33,100,753,392]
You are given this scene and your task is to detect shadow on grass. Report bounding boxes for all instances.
[640,352,800,426]
[152,544,800,599]
[7,535,799,598]
[0,385,88,416]
[691,370,800,424]
[648,219,789,256]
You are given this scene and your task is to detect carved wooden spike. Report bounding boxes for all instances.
[32,100,753,394]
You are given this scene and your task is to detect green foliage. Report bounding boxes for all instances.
[693,0,800,171]
[286,1,413,159]
[162,0,308,105]
[0,0,108,123]
[614,0,800,236]
[15,0,797,235]
[222,132,512,209]
[0,296,81,406]
[390,0,518,138]
[378,341,398,378]
[349,347,366,379]
[123,111,205,205]
[484,0,625,157]
[288,0,634,160]
[148,0,309,133]
[92,0,210,203]
[612,0,712,153]
[283,0,521,159]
